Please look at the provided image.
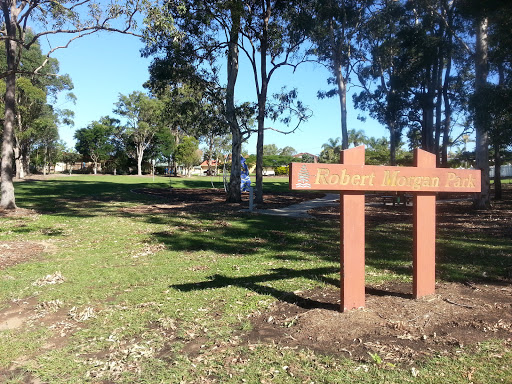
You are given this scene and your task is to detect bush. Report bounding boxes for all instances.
[275,165,289,176]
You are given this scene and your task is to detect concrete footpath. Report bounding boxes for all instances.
[255,193,339,219]
[253,193,471,219]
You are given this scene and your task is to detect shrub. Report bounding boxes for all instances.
[275,165,289,176]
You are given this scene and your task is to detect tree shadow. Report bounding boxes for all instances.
[172,267,340,311]
[365,287,413,299]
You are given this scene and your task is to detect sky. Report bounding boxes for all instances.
[46,30,387,157]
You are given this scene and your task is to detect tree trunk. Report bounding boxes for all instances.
[14,143,22,179]
[434,46,444,166]
[137,145,143,176]
[473,16,490,209]
[21,145,30,176]
[255,1,272,205]
[442,46,452,166]
[43,149,48,176]
[441,3,453,167]
[226,6,242,203]
[389,121,397,166]
[493,144,502,200]
[422,72,435,153]
[335,62,348,151]
[0,3,18,209]
[330,10,349,151]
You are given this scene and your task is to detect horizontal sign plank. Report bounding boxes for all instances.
[289,163,481,193]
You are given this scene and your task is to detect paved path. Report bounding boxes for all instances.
[253,194,472,219]
[255,193,339,218]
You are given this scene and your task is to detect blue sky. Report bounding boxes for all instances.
[47,30,388,156]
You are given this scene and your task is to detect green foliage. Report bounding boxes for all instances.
[274,165,289,175]
[262,155,294,168]
[301,153,315,163]
[319,137,341,163]
[470,84,512,150]
[279,146,296,156]
[0,34,74,177]
[61,150,81,174]
[74,118,116,172]
[114,92,166,175]
[263,144,280,156]
[174,136,201,172]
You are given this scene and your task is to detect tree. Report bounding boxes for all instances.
[471,85,512,200]
[202,133,231,176]
[146,126,176,174]
[309,0,372,150]
[114,91,164,176]
[174,136,201,176]
[0,0,143,209]
[458,0,493,208]
[301,153,315,163]
[239,1,310,204]
[61,150,81,175]
[34,122,60,175]
[279,146,296,156]
[0,33,74,179]
[319,137,342,163]
[263,144,280,156]
[143,0,249,202]
[262,155,294,168]
[347,129,366,147]
[365,136,391,165]
[353,0,410,166]
[74,118,116,174]
[365,135,411,165]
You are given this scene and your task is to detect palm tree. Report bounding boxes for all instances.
[319,137,342,163]
[347,129,367,148]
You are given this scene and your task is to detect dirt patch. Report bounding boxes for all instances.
[310,188,512,239]
[0,207,38,219]
[247,282,512,365]
[128,188,324,215]
[0,295,97,381]
[0,241,51,270]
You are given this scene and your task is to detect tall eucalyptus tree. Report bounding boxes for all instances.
[0,0,143,209]
[239,0,310,204]
[308,0,372,150]
[353,0,409,165]
[143,0,248,202]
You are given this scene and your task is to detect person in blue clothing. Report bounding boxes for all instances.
[240,156,251,192]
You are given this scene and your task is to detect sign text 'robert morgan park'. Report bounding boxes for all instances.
[289,163,481,193]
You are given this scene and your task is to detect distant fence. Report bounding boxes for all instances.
[489,164,512,178]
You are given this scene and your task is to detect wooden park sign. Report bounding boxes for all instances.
[289,146,481,312]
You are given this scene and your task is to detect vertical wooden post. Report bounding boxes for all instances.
[413,149,437,298]
[340,146,366,311]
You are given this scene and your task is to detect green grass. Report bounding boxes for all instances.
[0,174,510,383]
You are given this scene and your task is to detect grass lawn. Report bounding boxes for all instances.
[0,174,510,383]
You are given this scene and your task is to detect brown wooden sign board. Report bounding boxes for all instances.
[289,146,481,312]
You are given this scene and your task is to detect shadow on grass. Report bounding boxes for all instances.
[14,178,167,217]
[150,214,339,259]
[172,267,340,311]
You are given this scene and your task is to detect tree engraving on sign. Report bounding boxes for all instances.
[295,164,312,189]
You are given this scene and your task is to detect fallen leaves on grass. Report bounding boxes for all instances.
[84,342,155,380]
[69,306,96,322]
[32,271,65,286]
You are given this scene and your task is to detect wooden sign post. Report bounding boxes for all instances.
[289,146,481,312]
